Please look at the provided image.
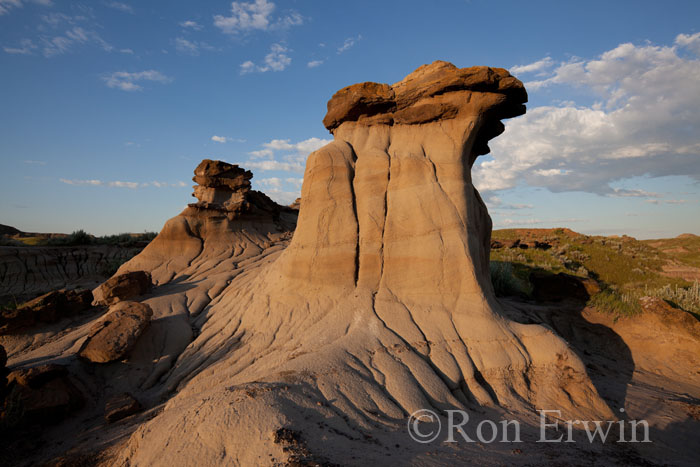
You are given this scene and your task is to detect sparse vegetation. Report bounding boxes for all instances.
[99,258,130,277]
[646,281,700,318]
[44,229,93,246]
[588,286,642,317]
[489,228,700,318]
[7,230,157,247]
[489,261,530,297]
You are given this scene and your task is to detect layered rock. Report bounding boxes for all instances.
[0,288,93,334]
[114,61,613,466]
[0,244,142,304]
[115,158,297,285]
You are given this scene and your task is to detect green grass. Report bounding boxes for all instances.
[489,228,698,318]
[588,287,642,317]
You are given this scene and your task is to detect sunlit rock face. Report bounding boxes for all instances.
[116,61,612,466]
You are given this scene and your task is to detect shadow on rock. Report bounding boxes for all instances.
[497,266,635,413]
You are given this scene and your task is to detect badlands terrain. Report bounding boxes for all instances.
[1,61,699,466]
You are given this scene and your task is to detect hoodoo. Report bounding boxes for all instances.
[114,61,612,465]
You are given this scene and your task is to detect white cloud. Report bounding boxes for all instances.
[175,37,199,55]
[0,0,50,16]
[41,27,113,57]
[211,135,228,143]
[510,56,554,75]
[120,48,134,54]
[307,59,323,68]
[474,35,700,198]
[258,177,282,188]
[240,43,291,74]
[245,136,331,173]
[258,188,299,205]
[60,178,186,189]
[40,12,78,27]
[3,39,37,54]
[24,159,46,165]
[214,0,302,34]
[60,178,138,189]
[253,177,303,205]
[495,217,586,227]
[646,198,691,205]
[174,37,215,56]
[337,35,361,54]
[260,137,329,156]
[180,20,203,31]
[240,60,256,74]
[533,168,570,177]
[675,32,700,55]
[105,1,133,14]
[285,177,303,189]
[610,188,661,198]
[0,0,22,16]
[494,203,533,210]
[246,160,304,173]
[249,148,273,158]
[102,70,173,91]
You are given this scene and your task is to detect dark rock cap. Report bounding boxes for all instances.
[323,60,527,131]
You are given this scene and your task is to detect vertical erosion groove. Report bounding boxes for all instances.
[348,144,360,287]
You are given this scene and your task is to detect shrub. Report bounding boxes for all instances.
[99,258,129,277]
[646,281,700,318]
[589,287,641,317]
[45,229,93,246]
[490,261,529,297]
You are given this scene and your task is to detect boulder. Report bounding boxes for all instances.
[490,240,504,249]
[2,363,83,426]
[79,301,153,363]
[0,288,93,333]
[530,271,600,302]
[105,392,142,423]
[95,271,152,306]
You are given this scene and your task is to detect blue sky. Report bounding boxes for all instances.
[1,0,699,239]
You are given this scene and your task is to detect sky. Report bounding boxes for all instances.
[1,0,699,239]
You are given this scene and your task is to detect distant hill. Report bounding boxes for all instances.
[490,228,700,317]
[0,223,20,236]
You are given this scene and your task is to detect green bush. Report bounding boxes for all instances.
[490,261,530,297]
[589,287,641,317]
[45,229,93,246]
